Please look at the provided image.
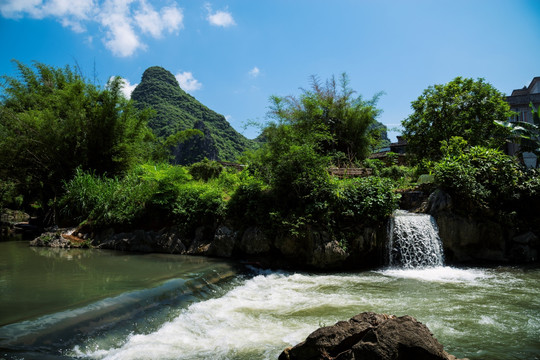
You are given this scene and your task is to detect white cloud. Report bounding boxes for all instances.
[205,3,235,27]
[0,0,96,32]
[175,71,202,92]
[0,0,184,57]
[134,0,183,38]
[249,66,260,78]
[160,6,184,33]
[112,76,138,99]
[100,11,143,57]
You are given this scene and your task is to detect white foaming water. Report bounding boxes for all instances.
[73,272,351,360]
[388,210,444,268]
[70,267,540,360]
[379,266,491,283]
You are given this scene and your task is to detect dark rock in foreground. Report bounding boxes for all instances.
[279,312,468,360]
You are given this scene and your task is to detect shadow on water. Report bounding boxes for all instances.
[0,241,242,360]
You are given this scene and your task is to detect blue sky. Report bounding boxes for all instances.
[1,0,539,141]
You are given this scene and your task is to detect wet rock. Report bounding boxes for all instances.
[279,312,467,360]
[239,227,270,255]
[30,231,73,248]
[399,190,428,211]
[186,226,212,254]
[208,225,237,257]
[309,238,348,269]
[427,189,453,214]
[156,228,186,254]
[510,231,538,263]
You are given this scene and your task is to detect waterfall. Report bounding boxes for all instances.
[388,210,444,268]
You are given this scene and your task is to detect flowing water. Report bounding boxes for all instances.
[388,210,444,268]
[1,241,539,360]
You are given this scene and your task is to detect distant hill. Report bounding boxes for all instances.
[131,66,255,164]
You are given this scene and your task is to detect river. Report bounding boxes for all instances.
[1,240,539,360]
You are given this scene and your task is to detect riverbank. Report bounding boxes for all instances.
[25,188,540,271]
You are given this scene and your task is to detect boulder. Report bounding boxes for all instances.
[156,228,187,254]
[30,232,71,248]
[207,225,237,257]
[309,238,348,269]
[510,231,538,263]
[186,226,212,254]
[238,227,271,255]
[279,312,467,360]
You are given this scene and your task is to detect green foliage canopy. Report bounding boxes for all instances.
[0,61,155,208]
[433,137,540,218]
[402,76,512,162]
[267,73,384,164]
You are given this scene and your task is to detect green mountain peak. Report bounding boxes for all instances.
[131,66,254,164]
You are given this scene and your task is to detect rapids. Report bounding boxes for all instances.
[73,267,539,360]
[1,242,539,360]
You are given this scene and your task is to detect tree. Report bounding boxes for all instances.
[402,76,512,162]
[267,73,385,165]
[0,60,155,211]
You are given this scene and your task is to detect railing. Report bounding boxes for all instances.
[328,167,373,178]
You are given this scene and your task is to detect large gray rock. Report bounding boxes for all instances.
[279,312,467,360]
[309,238,348,268]
[239,227,271,255]
[510,231,538,263]
[207,225,237,257]
[427,190,507,263]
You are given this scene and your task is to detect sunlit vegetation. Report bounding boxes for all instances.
[2,62,539,240]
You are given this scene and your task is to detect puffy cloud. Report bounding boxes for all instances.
[100,5,144,58]
[175,71,202,92]
[0,0,184,57]
[205,3,235,27]
[249,66,260,78]
[0,0,95,31]
[112,76,138,99]
[134,0,183,38]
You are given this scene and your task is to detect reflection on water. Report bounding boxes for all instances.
[0,241,238,327]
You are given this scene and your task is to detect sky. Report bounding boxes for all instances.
[1,0,539,141]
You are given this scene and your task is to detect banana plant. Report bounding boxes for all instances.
[495,103,540,163]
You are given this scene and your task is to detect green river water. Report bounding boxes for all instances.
[0,240,539,360]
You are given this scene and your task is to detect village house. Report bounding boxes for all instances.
[506,76,540,168]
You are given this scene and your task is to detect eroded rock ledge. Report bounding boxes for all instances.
[279,312,467,360]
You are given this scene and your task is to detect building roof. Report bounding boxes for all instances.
[507,76,540,107]
[510,77,540,96]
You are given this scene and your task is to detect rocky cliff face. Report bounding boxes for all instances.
[37,222,386,270]
[279,312,467,360]
[131,66,254,164]
[427,189,538,264]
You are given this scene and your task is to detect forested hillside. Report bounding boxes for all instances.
[131,66,255,164]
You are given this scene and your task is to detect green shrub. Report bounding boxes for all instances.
[60,169,152,226]
[61,164,192,228]
[226,174,272,227]
[433,145,524,211]
[189,158,224,181]
[214,169,242,195]
[362,158,385,176]
[333,176,400,224]
[380,165,407,180]
[173,182,225,234]
[135,163,190,212]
